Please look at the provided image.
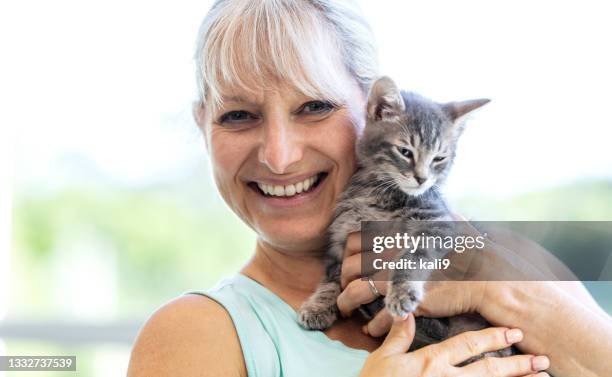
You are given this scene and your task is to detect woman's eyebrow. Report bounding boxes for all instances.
[223,95,261,106]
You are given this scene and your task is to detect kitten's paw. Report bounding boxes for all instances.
[297,303,338,330]
[384,283,423,318]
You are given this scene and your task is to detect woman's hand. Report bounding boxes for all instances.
[359,314,550,377]
[337,232,395,336]
[336,218,603,336]
[340,219,612,377]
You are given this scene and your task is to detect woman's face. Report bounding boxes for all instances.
[200,80,365,253]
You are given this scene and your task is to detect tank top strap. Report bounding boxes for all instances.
[185,274,368,377]
[185,275,282,377]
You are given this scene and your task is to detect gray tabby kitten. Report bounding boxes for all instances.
[298,76,510,357]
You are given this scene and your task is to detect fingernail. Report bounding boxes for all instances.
[531,356,550,371]
[393,313,410,323]
[505,328,523,343]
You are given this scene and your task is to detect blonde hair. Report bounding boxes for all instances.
[194,0,378,109]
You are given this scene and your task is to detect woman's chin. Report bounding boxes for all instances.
[259,222,329,253]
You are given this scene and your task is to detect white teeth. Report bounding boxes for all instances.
[256,174,321,197]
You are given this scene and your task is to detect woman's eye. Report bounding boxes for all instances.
[218,110,258,124]
[433,156,446,162]
[299,100,335,115]
[397,147,413,159]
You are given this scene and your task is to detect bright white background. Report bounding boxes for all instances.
[3,0,611,198]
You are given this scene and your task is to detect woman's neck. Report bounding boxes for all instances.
[240,238,327,310]
[242,238,384,352]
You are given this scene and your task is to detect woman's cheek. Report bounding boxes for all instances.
[327,114,359,185]
[208,131,249,200]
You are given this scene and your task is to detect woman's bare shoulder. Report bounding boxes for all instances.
[127,294,247,377]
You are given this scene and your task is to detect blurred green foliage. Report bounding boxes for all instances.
[11,178,255,318]
[456,180,612,221]
[10,178,612,319]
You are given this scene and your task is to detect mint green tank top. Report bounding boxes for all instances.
[186,274,369,377]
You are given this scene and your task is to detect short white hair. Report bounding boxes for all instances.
[194,0,379,108]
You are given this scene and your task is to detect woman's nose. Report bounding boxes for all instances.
[258,117,304,174]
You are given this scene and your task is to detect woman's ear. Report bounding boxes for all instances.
[192,100,210,151]
[192,100,206,129]
[366,76,405,122]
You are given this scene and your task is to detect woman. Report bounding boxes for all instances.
[127,1,612,376]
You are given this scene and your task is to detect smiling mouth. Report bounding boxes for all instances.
[249,172,328,198]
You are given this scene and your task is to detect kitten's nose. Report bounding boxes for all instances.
[415,176,427,185]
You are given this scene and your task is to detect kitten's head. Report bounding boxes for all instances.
[358,76,489,197]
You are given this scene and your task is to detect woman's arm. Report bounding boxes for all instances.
[554,281,609,317]
[413,226,612,377]
[337,225,612,377]
[127,295,247,377]
[418,281,612,377]
[480,223,609,317]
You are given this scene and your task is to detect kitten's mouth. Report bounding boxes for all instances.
[248,172,328,198]
[399,178,434,196]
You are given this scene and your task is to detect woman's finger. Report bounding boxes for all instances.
[344,232,362,258]
[379,314,416,356]
[460,355,550,377]
[432,327,522,365]
[363,308,393,337]
[340,253,362,289]
[337,278,383,317]
[414,281,484,318]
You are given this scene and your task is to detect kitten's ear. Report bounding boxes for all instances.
[442,98,490,122]
[367,76,405,122]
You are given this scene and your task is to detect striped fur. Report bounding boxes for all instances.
[297,77,510,360]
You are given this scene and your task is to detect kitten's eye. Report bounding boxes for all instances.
[433,156,447,162]
[397,147,413,159]
[218,110,258,125]
[298,100,336,115]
